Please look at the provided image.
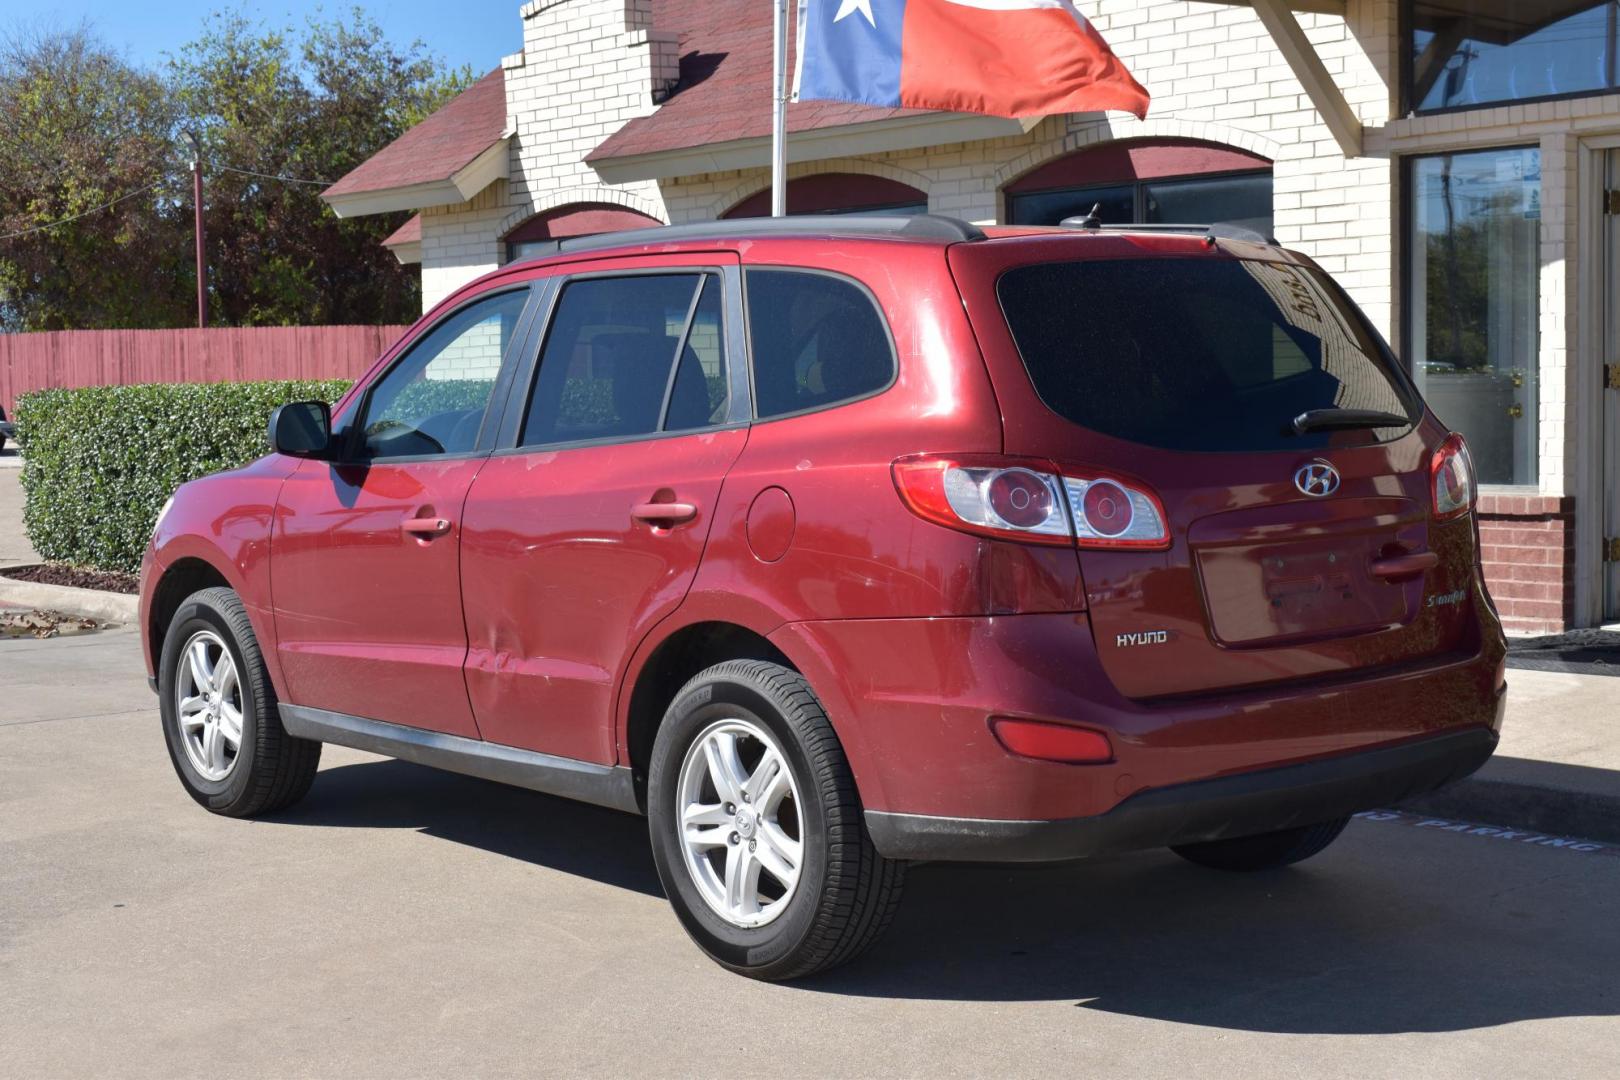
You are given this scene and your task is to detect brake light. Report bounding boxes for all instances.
[892,455,1071,545]
[1064,476,1170,548]
[892,454,1170,549]
[1430,433,1475,521]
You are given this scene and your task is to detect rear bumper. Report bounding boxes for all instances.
[865,726,1498,862]
[770,606,1507,829]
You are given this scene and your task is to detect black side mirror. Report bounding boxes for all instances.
[269,401,332,458]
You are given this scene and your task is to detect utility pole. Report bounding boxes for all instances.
[771,0,788,217]
[185,131,207,328]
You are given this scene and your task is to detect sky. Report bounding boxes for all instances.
[7,0,522,76]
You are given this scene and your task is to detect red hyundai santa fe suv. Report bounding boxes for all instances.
[140,215,1505,980]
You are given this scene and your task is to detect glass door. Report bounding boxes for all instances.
[1605,152,1620,620]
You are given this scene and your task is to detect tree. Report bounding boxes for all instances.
[0,10,471,331]
[168,8,472,326]
[0,25,192,331]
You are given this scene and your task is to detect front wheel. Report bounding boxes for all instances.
[158,587,321,817]
[1171,816,1351,872]
[647,660,904,981]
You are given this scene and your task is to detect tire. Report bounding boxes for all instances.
[647,660,904,981]
[1171,816,1351,872]
[158,586,321,817]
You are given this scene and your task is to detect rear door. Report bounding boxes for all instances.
[458,258,750,763]
[952,237,1478,698]
[272,286,533,736]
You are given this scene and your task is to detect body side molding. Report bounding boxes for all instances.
[279,704,641,814]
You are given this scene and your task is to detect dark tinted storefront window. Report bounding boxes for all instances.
[1408,0,1618,112]
[1007,172,1273,236]
[1406,147,1541,485]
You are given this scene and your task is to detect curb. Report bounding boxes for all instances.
[1399,773,1620,847]
[0,571,138,624]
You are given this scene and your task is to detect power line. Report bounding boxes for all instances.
[0,163,334,244]
[0,182,165,243]
[216,164,333,186]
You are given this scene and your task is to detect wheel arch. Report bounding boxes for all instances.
[616,609,887,813]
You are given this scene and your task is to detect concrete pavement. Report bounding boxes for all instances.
[3,627,1620,1078]
[0,459,39,568]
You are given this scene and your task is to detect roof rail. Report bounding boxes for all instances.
[516,214,986,262]
[1057,213,1276,246]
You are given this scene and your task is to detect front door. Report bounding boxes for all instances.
[272,287,533,736]
[459,262,748,763]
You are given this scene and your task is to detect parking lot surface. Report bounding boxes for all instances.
[3,628,1617,1078]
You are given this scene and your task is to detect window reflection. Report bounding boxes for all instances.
[1409,0,1616,111]
[1407,147,1540,485]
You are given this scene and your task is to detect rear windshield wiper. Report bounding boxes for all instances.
[1290,408,1411,435]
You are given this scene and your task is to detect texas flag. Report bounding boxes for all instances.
[794,0,1149,120]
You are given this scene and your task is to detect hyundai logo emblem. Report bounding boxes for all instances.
[1294,460,1341,497]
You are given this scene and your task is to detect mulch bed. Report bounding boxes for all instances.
[1506,629,1620,677]
[0,564,139,595]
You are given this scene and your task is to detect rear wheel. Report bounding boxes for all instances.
[647,660,904,981]
[158,587,321,817]
[1171,816,1351,872]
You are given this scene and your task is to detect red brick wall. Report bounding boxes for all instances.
[1476,493,1574,635]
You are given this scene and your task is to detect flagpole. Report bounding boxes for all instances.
[771,0,788,217]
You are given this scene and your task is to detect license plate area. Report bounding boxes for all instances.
[1196,534,1421,647]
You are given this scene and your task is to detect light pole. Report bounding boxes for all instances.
[185,131,207,328]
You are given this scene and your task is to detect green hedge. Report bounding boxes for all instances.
[17,380,351,574]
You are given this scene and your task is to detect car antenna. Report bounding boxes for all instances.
[1075,203,1102,230]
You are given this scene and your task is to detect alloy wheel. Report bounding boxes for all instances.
[175,629,244,782]
[676,718,805,928]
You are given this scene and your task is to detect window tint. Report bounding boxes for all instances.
[356,289,527,459]
[745,270,894,418]
[520,273,728,446]
[997,258,1419,453]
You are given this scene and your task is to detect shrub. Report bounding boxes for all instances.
[16,379,351,574]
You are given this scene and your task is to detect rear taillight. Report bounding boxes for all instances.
[1063,476,1170,548]
[892,455,1071,545]
[892,454,1170,549]
[1430,433,1475,521]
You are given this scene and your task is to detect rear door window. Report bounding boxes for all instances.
[520,273,730,447]
[996,258,1419,452]
[745,270,895,419]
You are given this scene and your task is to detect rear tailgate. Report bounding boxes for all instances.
[949,234,1480,698]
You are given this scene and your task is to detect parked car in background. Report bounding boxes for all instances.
[139,215,1506,980]
[0,404,14,452]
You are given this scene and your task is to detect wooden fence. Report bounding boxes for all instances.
[0,325,411,413]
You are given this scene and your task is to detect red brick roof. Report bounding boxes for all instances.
[589,0,926,164]
[325,69,506,198]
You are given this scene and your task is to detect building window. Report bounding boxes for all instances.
[1406,0,1618,112]
[503,203,662,263]
[1004,139,1273,235]
[1406,147,1541,486]
[722,174,927,218]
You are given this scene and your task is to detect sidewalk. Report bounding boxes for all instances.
[0,458,41,569]
[1402,666,1620,843]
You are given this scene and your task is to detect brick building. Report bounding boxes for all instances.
[324,0,1620,633]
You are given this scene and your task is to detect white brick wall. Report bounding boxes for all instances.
[413,0,1620,508]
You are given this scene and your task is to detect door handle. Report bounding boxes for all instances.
[1369,551,1438,579]
[402,516,452,537]
[630,501,698,527]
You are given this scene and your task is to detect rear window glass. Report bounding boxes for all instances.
[745,270,894,419]
[997,258,1419,452]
